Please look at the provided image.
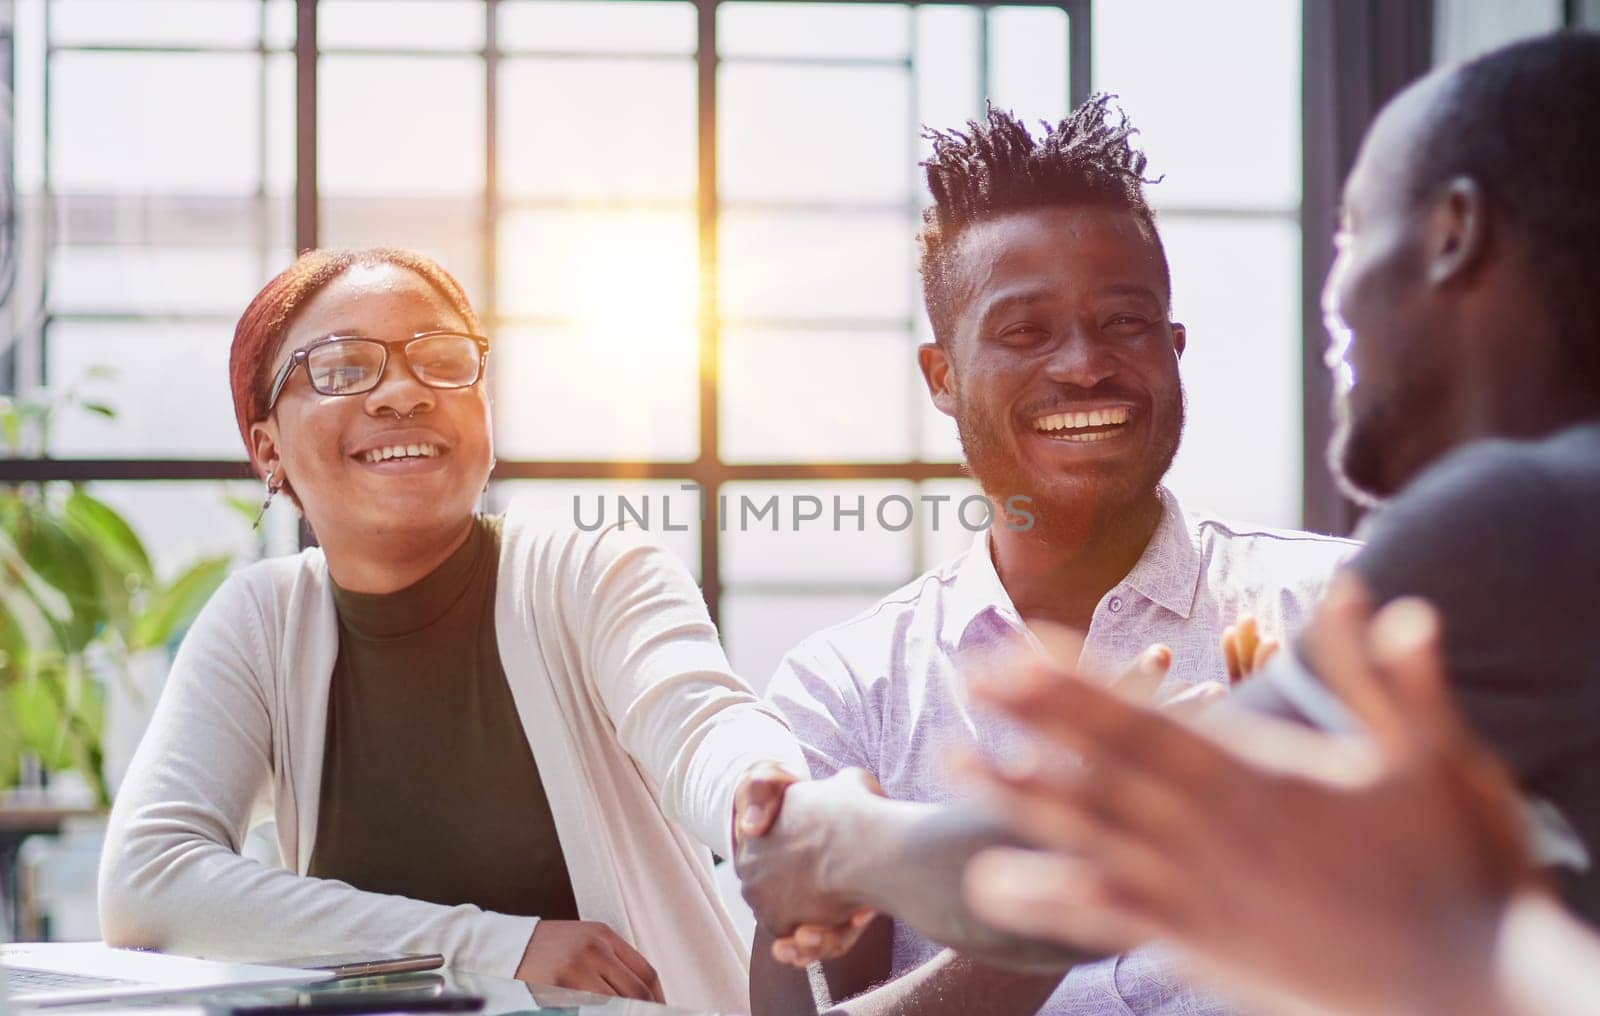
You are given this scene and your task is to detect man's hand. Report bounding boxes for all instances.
[1221,614,1279,683]
[515,920,664,1003]
[1110,641,1228,715]
[744,765,1095,972]
[960,575,1535,1016]
[736,768,884,955]
[733,762,879,966]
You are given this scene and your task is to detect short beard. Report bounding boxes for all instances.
[953,385,1185,541]
[1328,389,1393,509]
[1328,344,1448,508]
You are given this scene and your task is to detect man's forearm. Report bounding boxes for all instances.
[823,947,1062,1016]
[828,796,1101,971]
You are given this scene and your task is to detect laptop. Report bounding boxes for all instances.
[0,942,334,1007]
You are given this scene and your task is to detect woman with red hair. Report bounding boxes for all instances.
[97,248,808,1012]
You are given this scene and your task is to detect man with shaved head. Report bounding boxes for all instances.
[960,29,1600,1015]
[1244,29,1600,917]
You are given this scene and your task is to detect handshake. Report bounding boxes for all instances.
[729,762,1097,972]
[729,625,1258,973]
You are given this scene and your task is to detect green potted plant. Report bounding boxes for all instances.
[0,379,232,808]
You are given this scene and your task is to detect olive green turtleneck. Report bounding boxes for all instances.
[307,514,579,922]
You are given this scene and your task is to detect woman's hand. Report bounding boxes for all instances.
[515,920,664,1003]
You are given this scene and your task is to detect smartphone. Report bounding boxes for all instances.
[220,988,482,1016]
[269,953,446,979]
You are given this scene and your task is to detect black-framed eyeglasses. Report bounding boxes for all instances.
[265,331,491,413]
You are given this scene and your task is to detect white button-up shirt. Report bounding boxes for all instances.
[768,487,1359,1015]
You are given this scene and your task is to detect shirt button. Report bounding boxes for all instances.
[1108,596,1123,613]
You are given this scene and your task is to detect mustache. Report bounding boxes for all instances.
[1016,385,1148,419]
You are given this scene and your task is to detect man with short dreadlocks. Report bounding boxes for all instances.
[758,97,1358,1014]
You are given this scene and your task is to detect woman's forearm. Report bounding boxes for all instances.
[100,818,536,973]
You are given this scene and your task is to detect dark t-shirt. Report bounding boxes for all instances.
[1238,420,1600,921]
[307,514,580,921]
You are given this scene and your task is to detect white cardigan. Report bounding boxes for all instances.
[99,504,808,1014]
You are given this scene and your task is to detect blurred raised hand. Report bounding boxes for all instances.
[960,574,1540,1016]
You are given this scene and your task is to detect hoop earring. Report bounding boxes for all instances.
[252,465,283,531]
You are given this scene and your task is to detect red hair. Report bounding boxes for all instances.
[229,247,481,466]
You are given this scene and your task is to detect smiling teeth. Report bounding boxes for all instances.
[1033,406,1132,433]
[363,443,439,463]
[1052,430,1118,443]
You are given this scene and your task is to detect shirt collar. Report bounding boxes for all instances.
[1121,486,1203,620]
[942,485,1203,651]
[944,529,1021,653]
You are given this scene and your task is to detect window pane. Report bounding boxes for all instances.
[50,0,260,47]
[491,325,699,461]
[489,479,701,579]
[721,590,885,692]
[319,56,485,197]
[1161,217,1301,528]
[320,197,486,314]
[45,322,240,458]
[721,329,916,463]
[266,52,297,197]
[498,58,696,201]
[918,391,963,463]
[497,207,698,321]
[499,1,696,55]
[916,477,984,568]
[49,245,282,317]
[719,63,912,204]
[718,2,911,61]
[1094,0,1300,210]
[318,0,485,51]
[1435,0,1564,64]
[719,480,916,585]
[915,5,982,181]
[719,210,913,322]
[55,192,289,250]
[265,0,297,50]
[14,0,47,194]
[50,53,260,194]
[986,6,1070,125]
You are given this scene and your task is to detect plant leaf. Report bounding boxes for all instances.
[80,402,118,420]
[225,494,262,525]
[0,524,73,626]
[62,489,154,584]
[12,504,102,651]
[129,554,232,651]
[9,670,72,771]
[0,397,20,450]
[0,594,42,669]
[0,706,21,788]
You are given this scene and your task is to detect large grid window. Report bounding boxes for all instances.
[1,0,1306,689]
[1096,0,1304,532]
